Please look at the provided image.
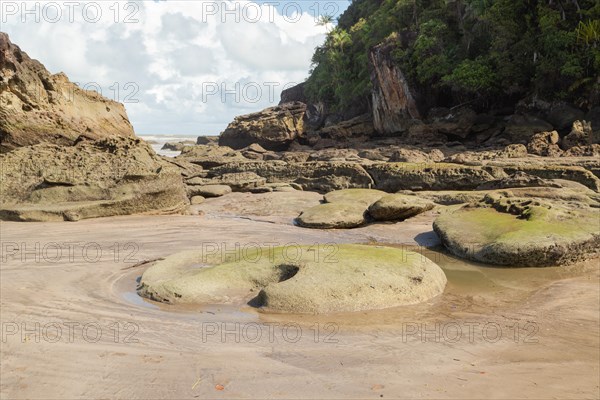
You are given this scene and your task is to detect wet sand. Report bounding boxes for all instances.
[1,192,599,399]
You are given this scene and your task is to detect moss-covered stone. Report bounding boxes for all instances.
[138,244,447,314]
[433,194,600,266]
[295,202,368,229]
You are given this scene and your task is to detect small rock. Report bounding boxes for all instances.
[243,143,268,154]
[190,196,205,205]
[428,149,445,162]
[296,202,368,229]
[388,148,431,163]
[197,185,232,198]
[216,172,267,192]
[196,136,219,145]
[358,149,388,161]
[281,152,310,163]
[562,144,600,157]
[527,131,563,157]
[161,141,195,152]
[368,194,435,221]
[500,144,528,158]
[248,186,273,194]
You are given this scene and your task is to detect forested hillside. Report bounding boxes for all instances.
[305,0,600,114]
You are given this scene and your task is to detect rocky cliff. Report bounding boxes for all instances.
[0,32,134,152]
[369,36,421,136]
[0,34,190,222]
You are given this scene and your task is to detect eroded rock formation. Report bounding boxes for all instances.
[0,32,134,152]
[138,244,447,313]
[369,36,421,136]
[219,102,307,151]
[0,136,188,221]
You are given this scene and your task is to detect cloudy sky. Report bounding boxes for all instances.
[1,0,350,136]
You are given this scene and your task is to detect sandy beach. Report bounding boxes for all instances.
[2,1,600,398]
[1,192,598,399]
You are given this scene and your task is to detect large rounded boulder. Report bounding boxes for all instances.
[433,193,600,267]
[138,244,447,314]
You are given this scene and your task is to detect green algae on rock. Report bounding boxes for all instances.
[296,189,437,229]
[433,193,600,267]
[137,244,447,314]
[295,202,368,229]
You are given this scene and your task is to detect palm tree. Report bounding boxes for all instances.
[330,28,352,52]
[576,20,600,47]
[317,14,334,27]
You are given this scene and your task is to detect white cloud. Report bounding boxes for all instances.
[1,0,347,136]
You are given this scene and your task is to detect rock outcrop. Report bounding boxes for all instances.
[311,114,374,142]
[138,244,447,314]
[178,144,248,168]
[0,32,135,152]
[161,141,195,152]
[279,82,307,104]
[426,107,477,139]
[503,114,554,143]
[365,163,497,192]
[562,120,595,150]
[476,171,562,190]
[369,35,421,136]
[527,131,563,156]
[0,136,188,221]
[218,102,306,151]
[207,161,374,193]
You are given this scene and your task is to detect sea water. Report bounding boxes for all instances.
[139,134,202,157]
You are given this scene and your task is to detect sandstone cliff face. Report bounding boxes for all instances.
[0,32,134,152]
[219,102,307,151]
[369,36,421,136]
